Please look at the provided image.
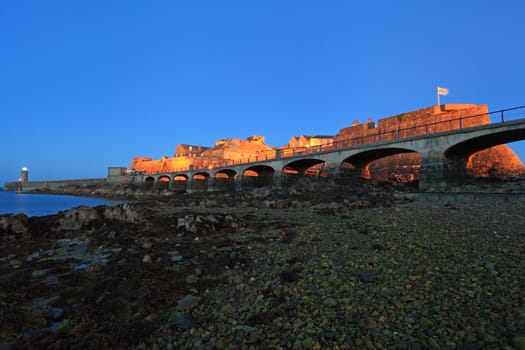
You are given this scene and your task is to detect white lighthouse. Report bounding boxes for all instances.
[20,167,29,183]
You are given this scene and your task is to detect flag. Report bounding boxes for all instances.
[437,86,449,96]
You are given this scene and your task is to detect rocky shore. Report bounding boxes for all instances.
[1,179,525,349]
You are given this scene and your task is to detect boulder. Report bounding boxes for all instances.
[0,214,29,235]
[57,206,99,231]
[103,203,142,223]
[176,214,245,234]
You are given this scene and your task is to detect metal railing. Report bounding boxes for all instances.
[141,105,525,175]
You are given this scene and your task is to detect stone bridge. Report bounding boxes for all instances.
[137,117,525,192]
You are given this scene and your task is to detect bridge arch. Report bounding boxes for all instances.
[443,129,525,179]
[342,147,420,181]
[242,165,275,188]
[283,158,327,176]
[213,169,237,191]
[214,169,237,179]
[173,174,189,181]
[191,172,210,192]
[242,165,275,177]
[192,172,210,180]
[156,175,171,189]
[444,128,525,159]
[171,174,188,192]
[144,176,155,189]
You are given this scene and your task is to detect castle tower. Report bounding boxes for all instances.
[20,167,28,183]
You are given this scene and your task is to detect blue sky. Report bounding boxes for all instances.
[1,1,524,183]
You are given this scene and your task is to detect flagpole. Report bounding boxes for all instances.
[437,86,440,106]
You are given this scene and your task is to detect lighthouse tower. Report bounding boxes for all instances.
[20,167,29,183]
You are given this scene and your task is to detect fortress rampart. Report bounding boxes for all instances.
[334,104,487,144]
[130,103,524,181]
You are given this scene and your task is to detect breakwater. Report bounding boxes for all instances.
[3,178,108,191]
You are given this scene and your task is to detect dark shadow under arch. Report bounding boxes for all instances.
[242,165,275,188]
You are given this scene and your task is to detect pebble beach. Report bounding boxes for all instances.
[1,182,525,349]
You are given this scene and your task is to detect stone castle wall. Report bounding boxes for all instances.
[132,137,275,174]
[335,104,490,146]
[356,104,523,181]
[129,103,524,181]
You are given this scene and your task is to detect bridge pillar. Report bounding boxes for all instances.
[186,177,193,194]
[272,171,282,190]
[207,177,215,192]
[326,165,341,179]
[419,157,468,191]
[235,174,243,192]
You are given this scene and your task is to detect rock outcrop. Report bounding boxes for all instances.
[0,214,29,235]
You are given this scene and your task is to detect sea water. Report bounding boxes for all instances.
[0,189,117,217]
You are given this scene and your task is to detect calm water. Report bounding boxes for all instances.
[0,189,117,217]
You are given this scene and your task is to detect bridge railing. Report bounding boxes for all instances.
[143,105,525,175]
[487,105,525,123]
[322,105,525,153]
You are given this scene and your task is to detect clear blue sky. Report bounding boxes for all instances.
[1,1,524,183]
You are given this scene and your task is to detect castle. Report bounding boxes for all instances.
[130,103,524,182]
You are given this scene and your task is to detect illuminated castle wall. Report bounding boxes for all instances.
[131,136,275,174]
[130,104,524,181]
[351,104,524,181]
